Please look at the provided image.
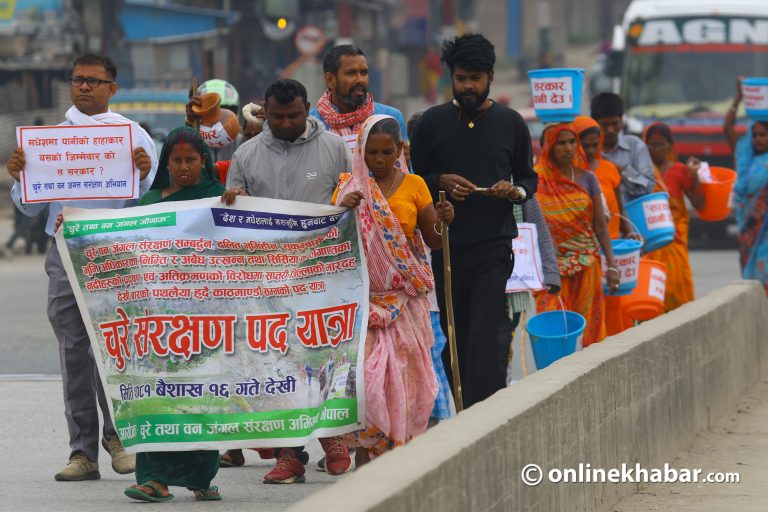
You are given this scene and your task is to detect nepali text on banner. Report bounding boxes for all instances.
[54,196,369,452]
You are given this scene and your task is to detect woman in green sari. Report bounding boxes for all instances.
[125,127,225,502]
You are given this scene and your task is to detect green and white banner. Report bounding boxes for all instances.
[55,197,368,452]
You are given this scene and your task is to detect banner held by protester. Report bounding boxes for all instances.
[54,196,368,453]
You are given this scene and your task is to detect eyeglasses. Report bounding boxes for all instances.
[70,77,114,88]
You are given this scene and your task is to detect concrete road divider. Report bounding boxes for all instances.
[288,281,768,512]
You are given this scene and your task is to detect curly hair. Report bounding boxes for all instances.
[441,34,496,74]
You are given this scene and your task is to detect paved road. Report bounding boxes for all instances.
[614,380,768,512]
[0,253,59,375]
[0,381,337,512]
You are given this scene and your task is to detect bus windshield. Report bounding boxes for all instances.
[623,49,768,116]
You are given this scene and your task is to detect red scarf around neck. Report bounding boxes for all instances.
[316,89,375,132]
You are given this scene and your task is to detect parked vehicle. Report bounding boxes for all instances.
[603,0,768,246]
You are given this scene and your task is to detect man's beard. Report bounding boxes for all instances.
[337,85,368,109]
[454,87,490,112]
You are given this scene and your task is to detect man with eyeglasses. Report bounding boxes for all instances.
[6,54,158,482]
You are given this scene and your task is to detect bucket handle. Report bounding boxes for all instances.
[616,214,646,247]
[520,309,529,377]
[556,294,570,348]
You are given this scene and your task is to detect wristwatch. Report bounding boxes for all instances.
[514,186,527,200]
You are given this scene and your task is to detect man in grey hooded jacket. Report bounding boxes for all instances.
[222,79,353,484]
[225,79,351,204]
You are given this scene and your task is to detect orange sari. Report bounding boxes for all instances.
[573,116,622,238]
[645,163,695,311]
[643,122,695,312]
[534,123,606,347]
[573,116,626,336]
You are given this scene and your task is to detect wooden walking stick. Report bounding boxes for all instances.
[439,190,464,412]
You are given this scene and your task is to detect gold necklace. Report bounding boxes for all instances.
[379,169,398,198]
[453,99,492,128]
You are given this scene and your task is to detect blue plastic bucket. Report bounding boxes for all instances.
[526,310,586,370]
[601,239,643,296]
[625,192,675,252]
[528,68,584,123]
[742,78,768,121]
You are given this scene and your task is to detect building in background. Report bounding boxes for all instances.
[0,0,630,161]
[0,0,80,113]
[118,0,239,89]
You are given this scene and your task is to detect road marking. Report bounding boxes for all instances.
[0,373,61,381]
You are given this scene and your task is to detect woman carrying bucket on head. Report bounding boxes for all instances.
[643,122,705,311]
[724,77,768,296]
[533,123,619,347]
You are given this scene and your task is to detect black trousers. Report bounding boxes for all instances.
[432,241,513,408]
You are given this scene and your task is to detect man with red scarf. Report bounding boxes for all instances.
[311,45,408,151]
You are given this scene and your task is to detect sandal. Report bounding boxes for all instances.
[219,449,245,468]
[124,482,174,502]
[194,486,222,501]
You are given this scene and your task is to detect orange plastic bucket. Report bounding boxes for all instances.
[696,167,737,222]
[620,258,668,321]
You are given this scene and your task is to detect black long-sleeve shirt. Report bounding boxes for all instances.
[411,101,537,248]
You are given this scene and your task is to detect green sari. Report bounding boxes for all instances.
[134,127,222,490]
[136,451,220,491]
[138,126,225,206]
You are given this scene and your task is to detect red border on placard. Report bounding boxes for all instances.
[19,124,136,203]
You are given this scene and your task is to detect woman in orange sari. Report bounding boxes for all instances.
[535,123,619,347]
[644,122,705,311]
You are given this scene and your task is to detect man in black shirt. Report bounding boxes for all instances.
[411,34,537,407]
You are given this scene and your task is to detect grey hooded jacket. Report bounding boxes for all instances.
[226,116,352,204]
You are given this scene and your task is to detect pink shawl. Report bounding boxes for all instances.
[335,114,434,329]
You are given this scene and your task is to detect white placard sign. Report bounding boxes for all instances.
[506,222,545,292]
[742,83,768,110]
[642,198,674,230]
[17,124,136,203]
[530,76,574,110]
[648,267,667,302]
